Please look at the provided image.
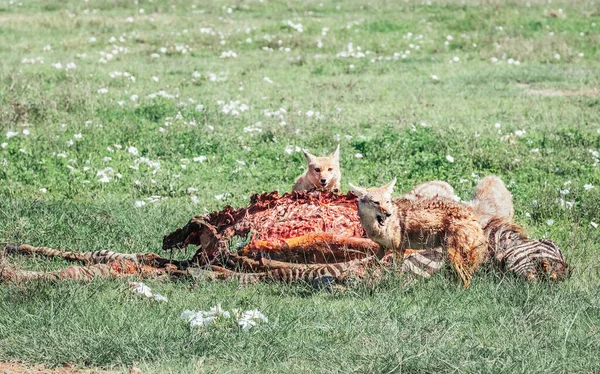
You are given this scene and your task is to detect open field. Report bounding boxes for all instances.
[1,0,600,372]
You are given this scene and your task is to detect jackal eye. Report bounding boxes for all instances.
[314,168,321,172]
[373,201,380,206]
[328,168,333,171]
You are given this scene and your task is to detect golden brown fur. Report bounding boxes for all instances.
[293,145,341,193]
[466,175,514,227]
[349,179,488,287]
[401,180,458,201]
[403,176,514,227]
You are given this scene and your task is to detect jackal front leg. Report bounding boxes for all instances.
[445,220,489,288]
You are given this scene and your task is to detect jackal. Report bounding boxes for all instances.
[349,178,488,287]
[293,145,341,193]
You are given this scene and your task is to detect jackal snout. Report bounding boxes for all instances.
[377,207,393,226]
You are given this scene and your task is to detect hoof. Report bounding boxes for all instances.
[312,275,336,292]
[3,243,21,254]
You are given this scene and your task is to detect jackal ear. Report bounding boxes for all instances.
[382,177,397,193]
[302,149,316,163]
[331,144,340,161]
[348,182,366,198]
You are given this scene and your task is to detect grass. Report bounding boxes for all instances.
[1,0,600,372]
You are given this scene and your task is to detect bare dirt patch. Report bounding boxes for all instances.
[0,362,125,374]
[517,83,599,97]
[527,88,599,97]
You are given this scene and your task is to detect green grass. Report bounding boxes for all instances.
[1,0,600,372]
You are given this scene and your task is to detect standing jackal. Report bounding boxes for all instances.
[349,178,488,287]
[293,145,341,193]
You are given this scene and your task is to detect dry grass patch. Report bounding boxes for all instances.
[0,362,126,374]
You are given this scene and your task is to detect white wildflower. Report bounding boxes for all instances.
[129,281,153,297]
[152,294,168,302]
[559,199,574,209]
[180,304,232,328]
[128,282,168,302]
[238,318,256,332]
[446,155,454,163]
[220,100,248,116]
[238,309,268,332]
[97,174,111,183]
[584,184,594,191]
[591,222,598,229]
[286,20,303,33]
[219,50,238,59]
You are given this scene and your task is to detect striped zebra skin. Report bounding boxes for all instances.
[486,219,571,280]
